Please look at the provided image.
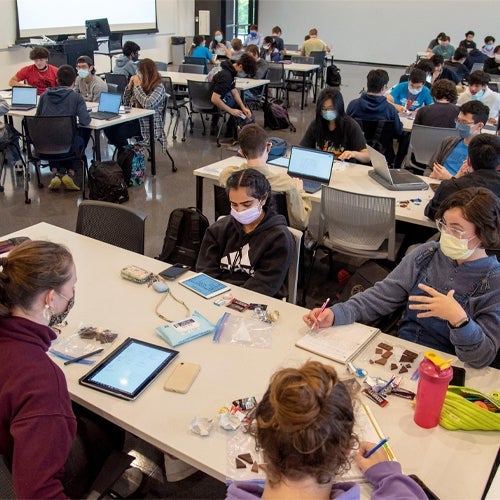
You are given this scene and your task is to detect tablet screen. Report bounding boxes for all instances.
[79,338,178,400]
[179,273,230,299]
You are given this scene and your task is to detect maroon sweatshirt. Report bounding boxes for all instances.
[0,316,76,498]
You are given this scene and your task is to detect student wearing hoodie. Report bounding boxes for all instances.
[113,41,140,80]
[196,169,294,298]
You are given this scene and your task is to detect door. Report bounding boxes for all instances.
[224,0,258,41]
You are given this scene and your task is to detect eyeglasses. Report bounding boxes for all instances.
[436,219,468,239]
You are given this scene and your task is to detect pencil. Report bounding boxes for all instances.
[311,297,330,331]
[364,437,390,458]
[64,348,104,365]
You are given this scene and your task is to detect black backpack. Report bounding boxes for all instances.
[263,99,296,132]
[88,160,129,204]
[157,207,210,268]
[326,64,341,87]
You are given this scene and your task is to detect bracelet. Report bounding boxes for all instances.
[448,316,469,329]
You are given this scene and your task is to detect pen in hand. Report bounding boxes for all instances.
[64,348,104,366]
[311,297,330,331]
[363,437,389,458]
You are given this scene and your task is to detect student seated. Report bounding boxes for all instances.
[245,44,269,79]
[465,46,489,71]
[260,36,282,62]
[271,26,285,54]
[388,68,433,113]
[113,41,140,80]
[187,34,216,66]
[483,45,500,75]
[413,79,459,128]
[209,30,231,58]
[481,36,496,57]
[74,55,107,102]
[227,360,427,499]
[300,87,370,163]
[304,187,500,368]
[36,65,91,191]
[444,47,470,82]
[243,24,264,48]
[432,35,455,60]
[301,28,330,56]
[8,46,58,95]
[230,38,245,60]
[459,30,477,52]
[429,100,488,179]
[219,124,312,230]
[196,169,294,298]
[399,59,434,88]
[429,54,460,85]
[426,32,447,55]
[425,134,500,220]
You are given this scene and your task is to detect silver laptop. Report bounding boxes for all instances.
[89,92,122,120]
[286,146,334,193]
[10,86,37,110]
[367,145,428,191]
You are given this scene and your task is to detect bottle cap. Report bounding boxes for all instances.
[423,350,453,370]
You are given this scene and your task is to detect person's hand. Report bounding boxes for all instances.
[291,177,303,189]
[487,117,498,126]
[229,108,244,118]
[409,284,467,325]
[242,107,252,119]
[395,104,407,113]
[218,42,225,49]
[129,74,141,87]
[430,162,452,180]
[354,441,390,473]
[303,307,334,329]
[456,160,472,178]
[338,150,357,161]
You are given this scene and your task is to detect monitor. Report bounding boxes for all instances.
[85,18,111,39]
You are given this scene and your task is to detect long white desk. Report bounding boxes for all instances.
[1,222,498,499]
[400,112,497,134]
[281,62,320,109]
[194,156,438,228]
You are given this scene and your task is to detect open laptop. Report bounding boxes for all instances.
[89,92,122,120]
[10,86,37,110]
[286,146,334,193]
[367,145,428,191]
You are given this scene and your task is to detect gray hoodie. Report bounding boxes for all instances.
[113,55,137,79]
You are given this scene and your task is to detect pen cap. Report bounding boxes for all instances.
[414,353,453,429]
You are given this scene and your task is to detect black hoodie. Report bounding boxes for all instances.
[196,209,294,298]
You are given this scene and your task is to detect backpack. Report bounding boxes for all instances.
[326,64,341,87]
[116,145,146,186]
[268,137,288,160]
[157,207,210,268]
[88,160,129,204]
[263,99,296,132]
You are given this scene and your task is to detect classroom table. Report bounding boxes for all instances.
[280,61,320,109]
[400,112,497,133]
[1,222,498,499]
[193,156,438,228]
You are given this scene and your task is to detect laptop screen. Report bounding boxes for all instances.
[287,146,334,182]
[12,86,37,105]
[98,92,122,113]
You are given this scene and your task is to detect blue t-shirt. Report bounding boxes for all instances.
[390,82,433,111]
[443,140,468,175]
[191,45,213,63]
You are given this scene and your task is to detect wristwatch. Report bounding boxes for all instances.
[449,316,469,329]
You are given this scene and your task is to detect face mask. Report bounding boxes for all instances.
[321,110,337,121]
[455,121,471,139]
[472,89,485,100]
[439,232,478,260]
[49,293,75,327]
[231,202,262,225]
[215,35,223,43]
[425,74,432,83]
[495,54,500,63]
[408,86,422,95]
[77,69,89,79]
[132,53,139,62]
[250,32,257,38]
[237,71,247,77]
[485,44,494,51]
[263,44,270,50]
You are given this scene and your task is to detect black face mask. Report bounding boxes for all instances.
[49,293,75,327]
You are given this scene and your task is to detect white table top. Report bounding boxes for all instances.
[283,62,320,72]
[158,71,269,91]
[1,222,497,499]
[400,112,496,134]
[194,156,438,228]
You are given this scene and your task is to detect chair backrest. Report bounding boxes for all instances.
[105,72,127,94]
[162,76,185,110]
[25,116,78,158]
[179,63,205,74]
[187,80,216,112]
[291,56,314,65]
[155,61,168,71]
[406,124,459,167]
[309,50,326,68]
[287,226,302,305]
[184,56,208,74]
[0,456,15,499]
[319,186,397,260]
[355,119,396,165]
[108,33,123,51]
[106,82,119,93]
[267,63,285,86]
[284,43,299,51]
[76,200,147,254]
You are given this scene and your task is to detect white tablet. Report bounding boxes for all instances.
[179,273,231,299]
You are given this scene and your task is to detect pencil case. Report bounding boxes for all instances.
[439,386,500,431]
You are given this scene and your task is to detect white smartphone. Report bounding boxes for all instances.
[163,362,201,393]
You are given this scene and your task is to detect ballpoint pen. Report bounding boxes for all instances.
[364,437,390,458]
[311,297,330,331]
[64,348,104,365]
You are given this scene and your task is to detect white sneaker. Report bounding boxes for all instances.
[163,453,198,482]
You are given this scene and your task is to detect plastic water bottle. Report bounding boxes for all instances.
[414,351,453,428]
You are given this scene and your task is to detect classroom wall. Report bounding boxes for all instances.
[258,0,500,67]
[0,0,195,88]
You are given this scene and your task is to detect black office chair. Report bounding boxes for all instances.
[76,200,147,254]
[184,56,209,74]
[162,76,189,141]
[267,63,287,102]
[106,82,119,94]
[155,61,168,71]
[178,63,205,75]
[355,119,396,167]
[105,73,127,96]
[24,115,88,195]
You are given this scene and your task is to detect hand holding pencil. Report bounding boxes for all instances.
[302,299,334,330]
[354,440,391,472]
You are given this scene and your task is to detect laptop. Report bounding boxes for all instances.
[10,86,37,110]
[89,92,122,120]
[286,146,334,193]
[367,146,428,191]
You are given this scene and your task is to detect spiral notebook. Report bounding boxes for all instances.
[295,323,379,364]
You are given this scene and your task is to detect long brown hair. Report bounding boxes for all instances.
[137,58,161,95]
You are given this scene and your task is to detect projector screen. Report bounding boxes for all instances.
[16,0,157,39]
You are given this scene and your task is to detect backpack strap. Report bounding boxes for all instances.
[159,209,185,262]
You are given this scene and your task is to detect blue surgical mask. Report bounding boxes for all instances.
[455,121,471,139]
[250,32,257,38]
[215,35,223,43]
[485,44,494,51]
[321,110,337,121]
[77,69,89,79]
[472,89,485,100]
[408,86,422,95]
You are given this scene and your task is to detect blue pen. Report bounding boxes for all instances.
[377,376,396,393]
[364,437,389,458]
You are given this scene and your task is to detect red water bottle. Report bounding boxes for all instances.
[414,351,453,429]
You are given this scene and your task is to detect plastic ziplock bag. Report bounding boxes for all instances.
[213,312,273,349]
[226,425,265,482]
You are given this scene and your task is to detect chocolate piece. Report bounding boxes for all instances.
[375,348,383,354]
[399,366,408,374]
[369,359,375,364]
[406,363,412,368]
[251,461,259,473]
[390,363,398,371]
[375,358,387,366]
[378,342,393,351]
[259,463,267,472]
[238,453,253,465]
[235,458,246,469]
[400,355,413,363]
[381,351,393,359]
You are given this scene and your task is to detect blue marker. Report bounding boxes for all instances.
[363,437,389,458]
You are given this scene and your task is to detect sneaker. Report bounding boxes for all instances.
[48,176,62,190]
[14,161,24,176]
[61,174,80,191]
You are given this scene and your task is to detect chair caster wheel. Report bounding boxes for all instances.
[181,138,186,142]
[25,198,31,204]
[173,135,177,140]
[0,186,4,192]
[172,166,177,172]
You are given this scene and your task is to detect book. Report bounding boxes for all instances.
[295,323,379,364]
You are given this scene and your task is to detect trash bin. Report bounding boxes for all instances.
[171,36,186,67]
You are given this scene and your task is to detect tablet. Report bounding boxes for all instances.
[79,338,179,400]
[179,273,231,299]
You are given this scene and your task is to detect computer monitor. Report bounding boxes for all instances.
[85,18,111,39]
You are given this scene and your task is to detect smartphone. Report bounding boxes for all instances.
[450,366,466,386]
[163,362,200,393]
[159,263,190,281]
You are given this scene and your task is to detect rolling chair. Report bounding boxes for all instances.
[178,63,205,75]
[183,56,209,74]
[162,76,189,141]
[309,50,327,89]
[106,82,119,94]
[267,63,287,102]
[104,73,127,97]
[154,61,168,71]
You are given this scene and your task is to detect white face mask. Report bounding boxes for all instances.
[231,202,262,225]
[439,232,478,260]
[408,85,422,95]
